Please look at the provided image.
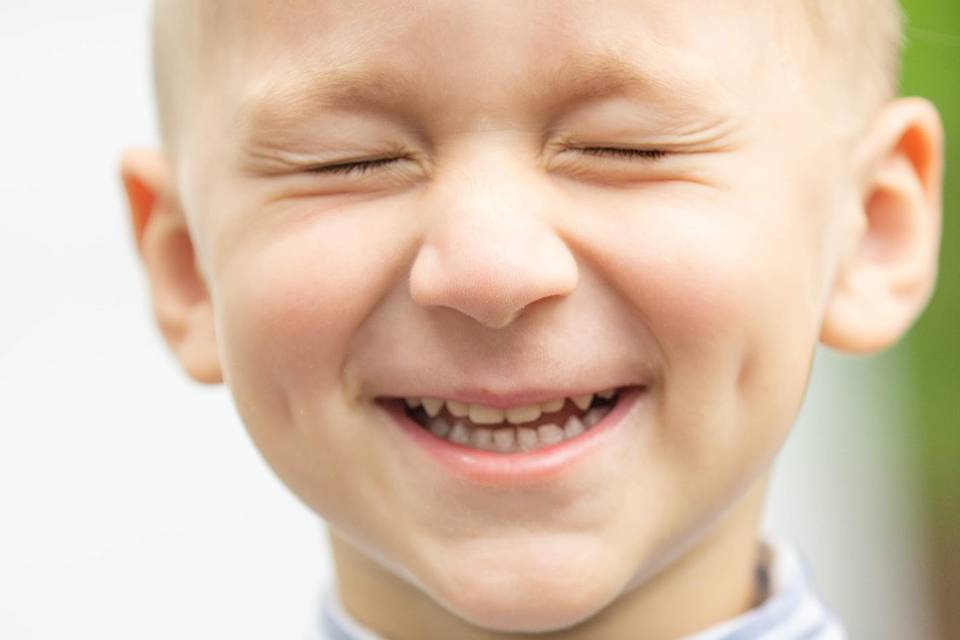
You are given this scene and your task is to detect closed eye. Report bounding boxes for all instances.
[305,147,667,177]
[306,156,403,176]
[575,147,668,161]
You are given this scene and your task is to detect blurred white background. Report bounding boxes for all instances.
[0,2,941,638]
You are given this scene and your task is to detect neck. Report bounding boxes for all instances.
[330,474,770,640]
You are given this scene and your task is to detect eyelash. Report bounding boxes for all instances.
[307,157,400,176]
[306,147,668,176]
[575,147,668,161]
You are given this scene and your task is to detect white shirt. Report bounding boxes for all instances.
[310,537,846,640]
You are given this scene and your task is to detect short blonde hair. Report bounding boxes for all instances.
[802,0,904,117]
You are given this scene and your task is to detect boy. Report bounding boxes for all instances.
[120,1,944,638]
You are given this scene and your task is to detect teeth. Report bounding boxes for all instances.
[564,415,585,438]
[470,427,494,449]
[506,404,542,424]
[469,404,504,425]
[407,388,620,428]
[447,400,469,418]
[429,417,452,438]
[583,408,605,428]
[517,427,539,451]
[448,421,471,445]
[422,398,443,417]
[540,398,565,413]
[492,427,516,452]
[537,423,564,446]
[571,394,593,411]
[421,405,611,452]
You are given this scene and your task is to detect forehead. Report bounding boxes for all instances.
[202,1,793,135]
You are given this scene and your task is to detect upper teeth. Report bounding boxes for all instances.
[403,391,615,425]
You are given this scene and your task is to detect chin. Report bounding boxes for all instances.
[420,541,624,633]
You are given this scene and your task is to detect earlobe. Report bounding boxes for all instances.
[820,98,944,353]
[120,148,223,384]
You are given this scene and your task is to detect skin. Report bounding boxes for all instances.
[122,2,944,638]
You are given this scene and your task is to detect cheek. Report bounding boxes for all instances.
[603,205,817,346]
[594,194,823,468]
[218,238,369,396]
[213,202,412,393]
[205,201,414,505]
[208,204,445,553]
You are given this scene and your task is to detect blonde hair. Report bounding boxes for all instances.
[802,0,905,116]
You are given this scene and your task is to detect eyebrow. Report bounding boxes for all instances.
[233,48,721,142]
[533,50,698,106]
[233,62,421,142]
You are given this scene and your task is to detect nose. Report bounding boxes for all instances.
[408,158,578,329]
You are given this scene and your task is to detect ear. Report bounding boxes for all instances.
[120,147,222,384]
[820,98,944,353]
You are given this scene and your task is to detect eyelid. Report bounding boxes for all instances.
[306,156,405,175]
[570,146,669,161]
[300,145,668,178]
[307,146,668,174]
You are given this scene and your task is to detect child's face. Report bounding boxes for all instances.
[151,0,922,633]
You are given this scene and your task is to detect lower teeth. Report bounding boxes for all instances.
[419,405,613,453]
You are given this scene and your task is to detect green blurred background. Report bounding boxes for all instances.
[899,1,959,637]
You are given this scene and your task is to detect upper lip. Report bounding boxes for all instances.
[378,385,640,409]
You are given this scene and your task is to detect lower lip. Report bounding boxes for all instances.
[380,387,645,486]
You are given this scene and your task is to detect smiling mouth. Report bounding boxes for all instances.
[386,388,627,453]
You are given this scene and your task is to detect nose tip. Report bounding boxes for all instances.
[408,234,578,329]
